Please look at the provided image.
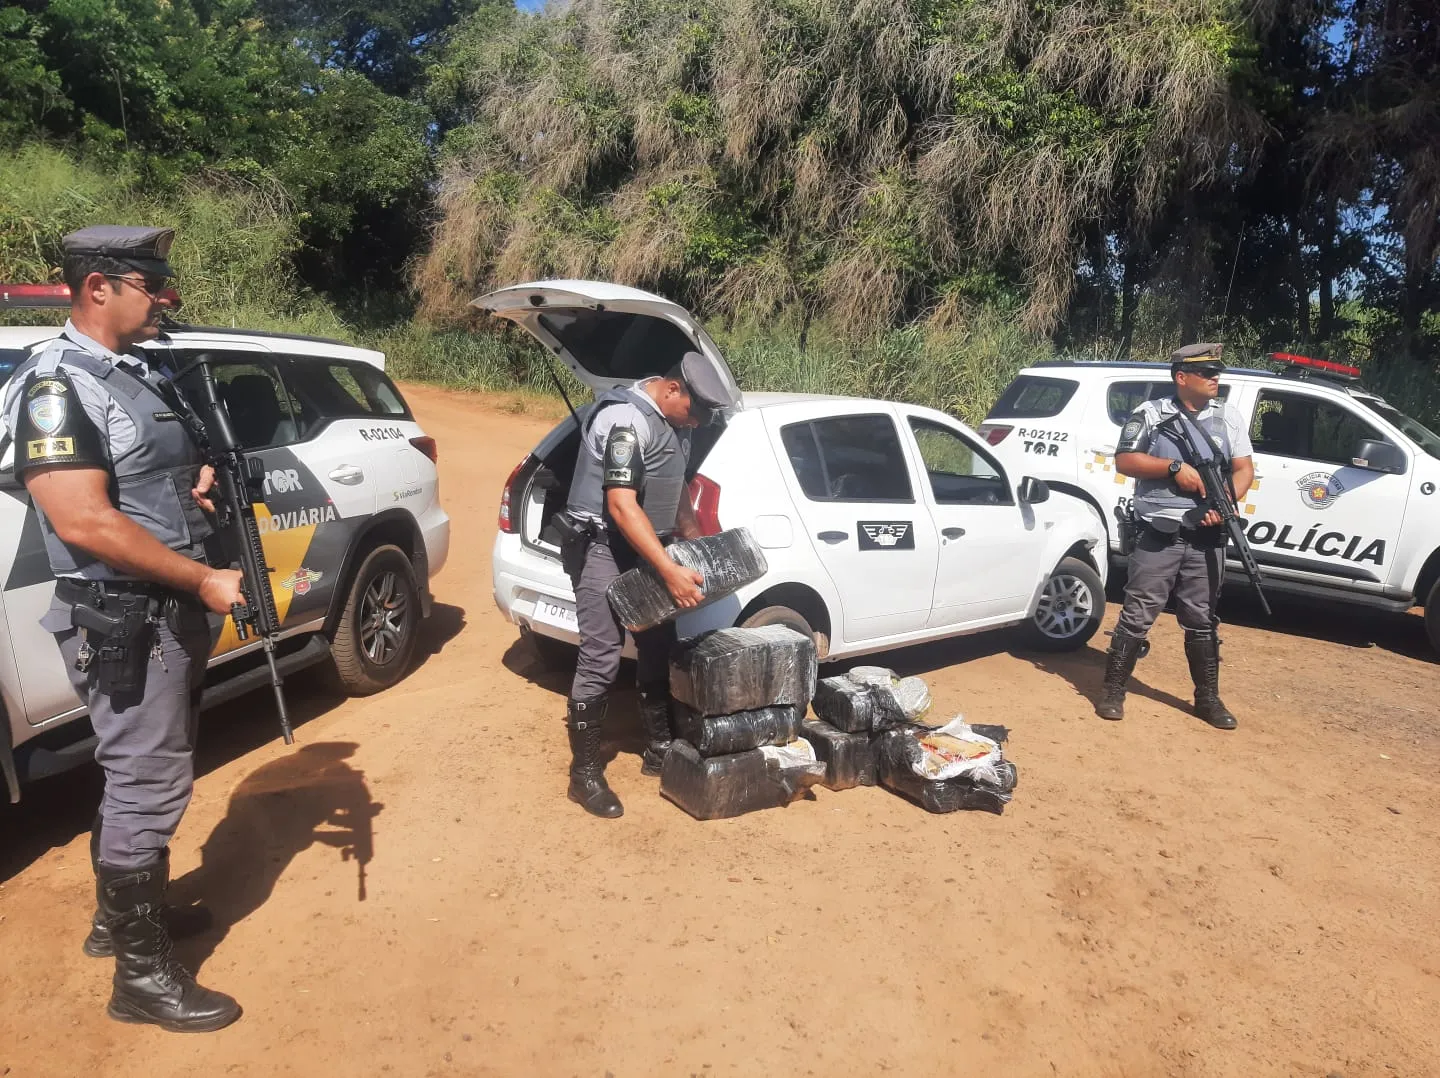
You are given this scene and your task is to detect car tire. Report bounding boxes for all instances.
[329,544,420,695]
[740,604,815,642]
[1425,577,1440,657]
[1021,556,1106,652]
[528,631,577,670]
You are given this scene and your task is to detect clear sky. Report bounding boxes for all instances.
[515,0,545,10]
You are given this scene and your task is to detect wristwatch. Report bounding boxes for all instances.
[1168,460,1183,477]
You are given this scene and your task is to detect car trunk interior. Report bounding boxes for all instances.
[520,405,728,558]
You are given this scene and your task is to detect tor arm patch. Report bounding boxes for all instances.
[1115,414,1152,455]
[11,367,109,480]
[601,426,643,491]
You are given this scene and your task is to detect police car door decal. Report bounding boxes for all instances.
[857,521,916,550]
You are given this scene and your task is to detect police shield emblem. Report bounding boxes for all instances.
[27,394,66,436]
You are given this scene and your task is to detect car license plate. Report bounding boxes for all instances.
[533,597,578,631]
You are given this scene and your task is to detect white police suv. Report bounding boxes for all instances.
[979,354,1440,654]
[0,290,450,802]
[486,280,1109,668]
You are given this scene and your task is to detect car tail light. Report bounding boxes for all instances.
[978,423,1013,446]
[410,435,438,463]
[690,473,722,536]
[499,454,531,533]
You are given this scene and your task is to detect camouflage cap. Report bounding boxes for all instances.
[62,225,176,278]
[1170,342,1225,371]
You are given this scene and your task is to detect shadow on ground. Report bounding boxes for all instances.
[0,603,465,885]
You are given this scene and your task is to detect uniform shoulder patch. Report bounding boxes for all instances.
[12,367,108,478]
[1120,419,1144,442]
[602,425,642,491]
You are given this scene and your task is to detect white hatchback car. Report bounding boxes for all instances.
[487,281,1110,665]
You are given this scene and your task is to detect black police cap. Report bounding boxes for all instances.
[62,226,176,279]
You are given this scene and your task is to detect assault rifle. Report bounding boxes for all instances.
[176,357,294,744]
[1163,413,1272,617]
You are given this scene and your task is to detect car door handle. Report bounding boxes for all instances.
[329,465,365,485]
[816,530,848,543]
[942,527,966,539]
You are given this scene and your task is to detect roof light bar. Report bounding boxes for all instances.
[1270,352,1362,379]
[0,283,71,309]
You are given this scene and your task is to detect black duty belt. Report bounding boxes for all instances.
[55,577,181,604]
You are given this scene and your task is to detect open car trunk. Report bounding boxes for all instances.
[516,407,728,563]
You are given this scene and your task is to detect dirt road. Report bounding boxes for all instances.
[3,383,1439,1078]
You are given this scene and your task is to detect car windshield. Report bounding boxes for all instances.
[1355,395,1440,460]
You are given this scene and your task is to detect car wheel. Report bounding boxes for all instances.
[528,631,577,670]
[1425,577,1440,657]
[329,544,420,695]
[1021,556,1105,652]
[740,604,819,646]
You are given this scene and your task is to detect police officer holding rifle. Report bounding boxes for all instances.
[1096,343,1256,729]
[2,226,243,1031]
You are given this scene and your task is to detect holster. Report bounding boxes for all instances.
[1114,504,1139,556]
[62,584,157,698]
[552,511,595,583]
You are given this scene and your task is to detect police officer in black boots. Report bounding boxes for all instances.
[556,352,732,818]
[3,226,245,1031]
[1096,343,1255,729]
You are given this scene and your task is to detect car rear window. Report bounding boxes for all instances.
[780,414,914,503]
[282,359,412,422]
[988,376,1079,419]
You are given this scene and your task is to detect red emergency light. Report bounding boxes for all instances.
[1270,352,1362,380]
[0,283,71,309]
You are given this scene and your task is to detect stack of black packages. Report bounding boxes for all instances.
[801,668,932,791]
[660,625,824,820]
[607,528,769,632]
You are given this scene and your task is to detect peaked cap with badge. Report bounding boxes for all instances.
[62,225,176,279]
[1170,342,1226,371]
[675,350,736,424]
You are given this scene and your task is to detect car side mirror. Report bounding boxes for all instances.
[1351,439,1406,475]
[1018,476,1050,504]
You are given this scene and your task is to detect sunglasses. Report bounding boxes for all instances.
[1183,366,1225,380]
[104,273,172,301]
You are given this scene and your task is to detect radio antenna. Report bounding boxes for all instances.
[1219,222,1245,340]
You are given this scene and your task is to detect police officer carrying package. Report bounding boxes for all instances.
[1096,344,1255,729]
[557,353,732,818]
[3,227,245,1031]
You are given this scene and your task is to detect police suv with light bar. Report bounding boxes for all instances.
[979,353,1440,654]
[0,285,450,802]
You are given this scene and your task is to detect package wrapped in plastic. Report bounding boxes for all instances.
[669,626,818,716]
[893,677,933,724]
[800,719,878,790]
[672,704,803,757]
[875,728,1019,815]
[659,738,825,820]
[811,675,907,734]
[606,528,770,631]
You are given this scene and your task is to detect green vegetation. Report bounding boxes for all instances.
[0,0,1436,428]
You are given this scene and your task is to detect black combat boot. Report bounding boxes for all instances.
[1095,631,1146,720]
[638,683,674,777]
[97,857,242,1032]
[1184,630,1237,730]
[566,697,623,818]
[85,835,212,958]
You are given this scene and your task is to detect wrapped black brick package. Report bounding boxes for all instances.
[606,528,770,632]
[875,729,1019,815]
[669,625,818,716]
[800,719,878,790]
[672,704,803,757]
[659,739,826,820]
[811,675,907,734]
